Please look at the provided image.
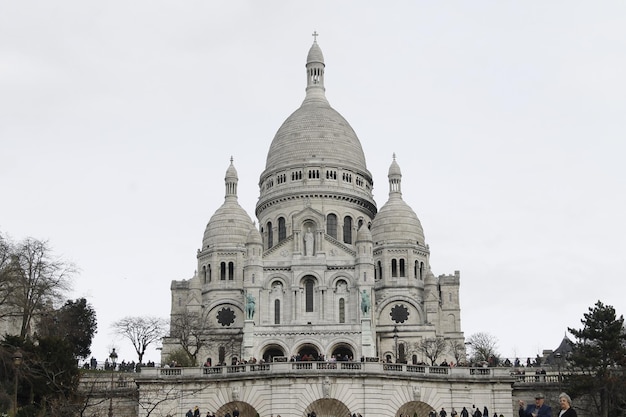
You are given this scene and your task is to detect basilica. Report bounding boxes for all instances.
[162,38,465,368]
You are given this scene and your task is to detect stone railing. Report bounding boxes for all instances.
[512,373,562,384]
[139,362,512,380]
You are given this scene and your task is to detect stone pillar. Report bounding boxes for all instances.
[243,320,254,359]
[361,318,375,358]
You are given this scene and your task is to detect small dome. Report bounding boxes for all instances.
[225,158,238,180]
[388,153,402,177]
[371,197,425,245]
[202,203,254,249]
[371,155,424,245]
[247,227,263,246]
[202,159,253,249]
[307,41,324,64]
[356,223,372,242]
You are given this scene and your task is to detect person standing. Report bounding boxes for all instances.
[440,408,447,417]
[558,393,577,417]
[460,407,469,417]
[519,393,552,417]
[451,408,458,417]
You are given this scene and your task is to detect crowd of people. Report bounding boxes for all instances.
[81,356,157,372]
[173,392,577,417]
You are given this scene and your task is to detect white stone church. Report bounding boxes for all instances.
[131,37,514,417]
[162,37,465,367]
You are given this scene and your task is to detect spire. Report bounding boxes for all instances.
[225,156,239,201]
[388,153,402,196]
[304,31,327,104]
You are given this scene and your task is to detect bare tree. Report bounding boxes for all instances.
[448,339,467,365]
[112,316,167,364]
[170,310,209,366]
[0,234,74,337]
[0,233,17,318]
[415,337,447,366]
[137,385,181,417]
[466,332,500,365]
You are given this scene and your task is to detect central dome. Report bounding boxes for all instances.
[264,102,368,172]
[263,40,368,175]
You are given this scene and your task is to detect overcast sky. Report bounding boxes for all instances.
[2,2,625,364]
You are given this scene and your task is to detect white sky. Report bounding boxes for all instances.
[2,2,625,364]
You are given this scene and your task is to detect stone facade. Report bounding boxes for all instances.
[163,38,465,369]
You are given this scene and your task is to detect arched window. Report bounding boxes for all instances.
[327,214,337,239]
[228,262,234,280]
[358,218,363,230]
[392,259,398,277]
[412,354,418,365]
[420,262,424,280]
[278,217,286,242]
[399,343,406,363]
[274,300,280,324]
[399,259,406,277]
[220,262,226,280]
[343,216,353,244]
[377,261,383,280]
[202,266,207,284]
[339,298,345,323]
[208,265,212,282]
[414,261,418,279]
[305,279,314,312]
[267,221,273,248]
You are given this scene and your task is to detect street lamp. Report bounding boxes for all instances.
[554,352,562,390]
[393,326,399,363]
[108,349,118,417]
[12,350,23,417]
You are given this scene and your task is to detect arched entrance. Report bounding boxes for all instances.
[305,398,350,417]
[216,402,257,417]
[262,345,285,362]
[397,401,435,417]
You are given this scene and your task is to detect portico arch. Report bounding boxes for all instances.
[397,401,436,417]
[305,398,350,417]
[330,343,355,361]
[262,344,286,363]
[297,343,322,360]
[216,402,256,417]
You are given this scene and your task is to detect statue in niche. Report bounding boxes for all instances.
[323,376,331,398]
[412,386,421,401]
[245,293,256,320]
[272,282,283,293]
[304,227,314,256]
[361,290,371,314]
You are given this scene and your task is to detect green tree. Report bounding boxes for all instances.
[38,298,98,359]
[566,300,626,417]
[1,334,82,417]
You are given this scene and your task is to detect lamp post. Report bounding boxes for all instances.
[108,348,118,417]
[554,352,562,390]
[393,326,399,363]
[12,350,23,417]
